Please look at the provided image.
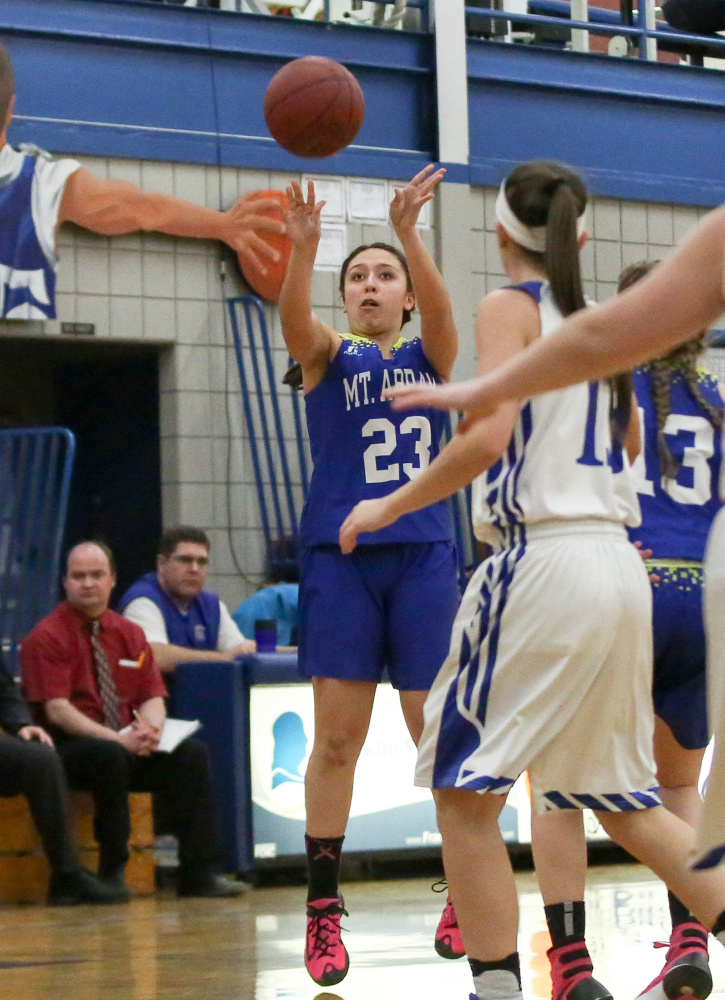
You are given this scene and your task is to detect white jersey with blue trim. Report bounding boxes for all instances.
[0,144,80,319]
[471,281,641,545]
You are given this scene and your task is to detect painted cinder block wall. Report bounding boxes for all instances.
[0,152,710,610]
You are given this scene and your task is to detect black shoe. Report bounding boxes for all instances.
[47,868,129,906]
[97,865,132,902]
[177,874,251,898]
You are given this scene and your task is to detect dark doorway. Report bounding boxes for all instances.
[0,337,164,603]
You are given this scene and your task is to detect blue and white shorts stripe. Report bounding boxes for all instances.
[415,520,660,815]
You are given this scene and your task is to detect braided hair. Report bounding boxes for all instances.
[504,160,631,445]
[618,260,723,480]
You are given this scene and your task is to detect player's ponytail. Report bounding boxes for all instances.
[501,161,630,445]
[501,160,587,318]
[618,260,723,480]
[544,182,586,318]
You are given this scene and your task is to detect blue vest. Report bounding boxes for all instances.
[629,365,724,561]
[0,153,58,319]
[117,573,222,651]
[301,335,453,547]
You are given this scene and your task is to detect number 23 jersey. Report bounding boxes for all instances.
[301,333,453,546]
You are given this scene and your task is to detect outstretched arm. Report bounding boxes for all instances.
[390,165,457,380]
[278,180,339,386]
[386,206,725,422]
[59,168,286,275]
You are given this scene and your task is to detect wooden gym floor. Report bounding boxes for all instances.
[1,863,724,999]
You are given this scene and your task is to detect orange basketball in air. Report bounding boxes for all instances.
[264,56,365,159]
[238,189,291,302]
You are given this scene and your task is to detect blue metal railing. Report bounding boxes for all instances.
[320,0,430,30]
[465,1,725,61]
[98,0,724,62]
[441,415,479,586]
[225,0,430,30]
[0,428,75,673]
[228,295,305,580]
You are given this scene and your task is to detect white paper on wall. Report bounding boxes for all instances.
[347,179,389,222]
[387,180,432,228]
[314,224,348,271]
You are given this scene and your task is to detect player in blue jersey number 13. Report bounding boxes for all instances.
[531,260,725,1000]
[278,166,461,987]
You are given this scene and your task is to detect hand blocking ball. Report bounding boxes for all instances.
[236,189,292,302]
[264,56,365,158]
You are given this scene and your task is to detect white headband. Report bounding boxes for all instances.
[494,181,587,254]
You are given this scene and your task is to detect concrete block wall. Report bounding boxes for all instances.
[17,155,432,608]
[5,151,709,607]
[454,186,709,380]
[470,187,706,305]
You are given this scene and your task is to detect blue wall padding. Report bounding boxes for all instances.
[2,0,725,203]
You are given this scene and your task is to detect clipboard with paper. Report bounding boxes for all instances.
[119,717,201,753]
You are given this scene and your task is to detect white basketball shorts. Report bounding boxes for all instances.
[415,520,660,814]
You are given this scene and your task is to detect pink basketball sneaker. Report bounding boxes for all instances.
[304,895,349,987]
[548,941,612,1000]
[636,922,711,1000]
[435,895,465,960]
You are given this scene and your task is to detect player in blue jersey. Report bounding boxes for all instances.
[0,44,285,319]
[619,261,723,996]
[618,260,722,997]
[278,166,460,988]
[623,263,723,915]
[342,161,725,1000]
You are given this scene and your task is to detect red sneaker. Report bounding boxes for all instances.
[304,896,349,987]
[548,940,612,1000]
[636,922,711,1000]
[435,895,465,959]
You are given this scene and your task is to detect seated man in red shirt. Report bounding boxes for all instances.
[20,540,245,899]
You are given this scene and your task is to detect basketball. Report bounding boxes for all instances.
[264,56,365,159]
[237,189,292,302]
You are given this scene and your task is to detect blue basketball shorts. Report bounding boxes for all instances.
[298,541,460,690]
[648,560,708,751]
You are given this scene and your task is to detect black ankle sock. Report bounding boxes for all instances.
[305,833,344,903]
[544,900,586,949]
[469,952,521,984]
[668,891,692,929]
[711,909,725,937]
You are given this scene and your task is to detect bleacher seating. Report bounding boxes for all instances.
[0,792,154,903]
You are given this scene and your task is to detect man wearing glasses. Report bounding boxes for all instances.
[118,527,255,675]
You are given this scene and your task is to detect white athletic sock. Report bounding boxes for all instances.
[472,969,523,1000]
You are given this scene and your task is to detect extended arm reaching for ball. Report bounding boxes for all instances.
[384,206,725,424]
[59,168,287,276]
[389,164,457,380]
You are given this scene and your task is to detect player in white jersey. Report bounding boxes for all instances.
[384,197,725,884]
[342,161,725,1000]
